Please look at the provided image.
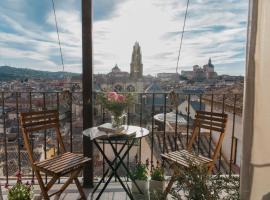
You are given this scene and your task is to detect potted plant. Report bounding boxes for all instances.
[7,171,33,200]
[130,162,149,194]
[149,161,165,194]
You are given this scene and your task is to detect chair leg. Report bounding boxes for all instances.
[164,174,176,199]
[46,175,59,191]
[35,171,50,200]
[164,164,180,199]
[74,177,87,200]
[59,169,81,195]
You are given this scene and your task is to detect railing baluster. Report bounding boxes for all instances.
[209,93,214,157]
[151,93,155,172]
[176,94,184,149]
[174,93,179,151]
[29,92,35,183]
[127,107,130,181]
[69,92,73,153]
[234,138,238,165]
[115,141,117,182]
[57,92,61,184]
[101,106,105,182]
[163,93,167,154]
[186,94,191,146]
[16,92,21,172]
[219,94,226,172]
[198,94,202,154]
[139,93,143,162]
[29,92,32,111]
[43,92,48,183]
[2,92,8,185]
[230,94,237,176]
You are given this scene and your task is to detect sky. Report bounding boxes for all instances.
[0,0,248,76]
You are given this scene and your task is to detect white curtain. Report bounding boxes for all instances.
[241,0,270,199]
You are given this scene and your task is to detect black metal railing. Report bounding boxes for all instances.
[0,91,242,186]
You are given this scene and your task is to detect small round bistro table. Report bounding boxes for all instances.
[154,112,187,125]
[83,124,149,200]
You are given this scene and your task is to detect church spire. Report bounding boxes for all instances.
[130,42,143,79]
[208,57,212,65]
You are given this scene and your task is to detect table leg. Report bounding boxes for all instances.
[92,140,128,194]
[108,139,144,194]
[94,139,134,199]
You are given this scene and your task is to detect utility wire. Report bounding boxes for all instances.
[51,0,65,73]
[176,0,190,74]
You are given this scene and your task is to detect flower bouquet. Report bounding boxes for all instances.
[98,92,133,129]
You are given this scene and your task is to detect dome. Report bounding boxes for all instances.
[112,64,121,73]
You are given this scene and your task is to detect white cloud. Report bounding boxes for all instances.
[0,0,248,75]
[92,0,248,75]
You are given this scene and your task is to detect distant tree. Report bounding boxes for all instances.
[179,75,188,80]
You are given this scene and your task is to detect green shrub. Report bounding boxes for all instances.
[170,159,240,200]
[8,183,33,200]
[130,163,148,181]
[151,166,164,181]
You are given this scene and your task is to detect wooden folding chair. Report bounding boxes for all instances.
[161,110,228,197]
[19,110,91,200]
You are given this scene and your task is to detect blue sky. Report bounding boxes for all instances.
[0,0,248,75]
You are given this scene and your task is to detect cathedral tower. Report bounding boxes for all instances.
[130,42,143,79]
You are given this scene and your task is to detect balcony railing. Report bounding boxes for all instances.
[0,91,242,185]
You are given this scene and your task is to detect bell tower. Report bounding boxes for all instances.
[130,42,143,79]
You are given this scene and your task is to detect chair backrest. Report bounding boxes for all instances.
[187,111,228,166]
[19,110,66,166]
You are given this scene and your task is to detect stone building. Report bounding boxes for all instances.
[181,58,218,81]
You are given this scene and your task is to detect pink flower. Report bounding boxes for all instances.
[15,170,22,183]
[107,92,118,101]
[117,94,126,102]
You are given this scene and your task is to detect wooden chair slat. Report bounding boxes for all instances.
[54,158,90,174]
[21,110,58,117]
[161,154,189,168]
[26,123,59,132]
[46,155,86,171]
[195,114,227,123]
[37,156,90,175]
[174,150,212,163]
[162,150,212,166]
[23,113,58,122]
[35,152,74,167]
[197,120,225,129]
[23,119,59,128]
[196,110,228,118]
[198,124,224,132]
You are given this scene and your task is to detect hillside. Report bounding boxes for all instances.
[0,66,80,81]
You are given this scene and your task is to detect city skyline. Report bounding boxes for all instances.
[0,0,248,76]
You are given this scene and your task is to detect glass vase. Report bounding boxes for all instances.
[111,113,127,128]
